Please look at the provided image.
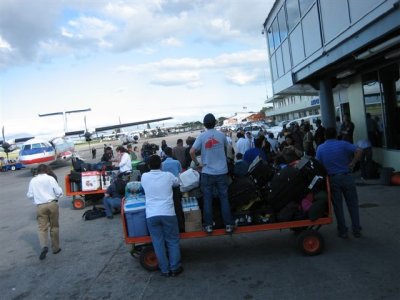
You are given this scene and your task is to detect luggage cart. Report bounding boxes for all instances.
[65,175,106,209]
[121,178,334,271]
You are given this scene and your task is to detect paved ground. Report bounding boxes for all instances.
[1,133,400,299]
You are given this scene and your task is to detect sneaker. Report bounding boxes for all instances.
[337,232,349,239]
[171,266,184,277]
[39,247,48,260]
[53,248,62,254]
[160,272,171,277]
[353,231,362,238]
[225,225,234,234]
[204,225,213,234]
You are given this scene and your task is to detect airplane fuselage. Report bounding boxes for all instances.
[19,137,74,169]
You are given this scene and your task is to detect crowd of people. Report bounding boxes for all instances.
[26,112,368,277]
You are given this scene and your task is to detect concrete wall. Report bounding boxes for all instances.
[348,75,368,143]
[374,148,400,171]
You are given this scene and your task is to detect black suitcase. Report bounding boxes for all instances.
[248,156,275,188]
[268,166,308,212]
[295,157,326,191]
[69,171,81,183]
[72,157,85,172]
[136,162,149,175]
[228,177,259,209]
[80,163,92,172]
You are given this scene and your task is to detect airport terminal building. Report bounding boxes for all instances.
[263,0,400,170]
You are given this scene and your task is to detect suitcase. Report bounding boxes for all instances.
[136,162,149,175]
[228,177,259,210]
[70,171,81,183]
[72,157,85,172]
[248,156,275,188]
[268,166,308,212]
[295,157,326,191]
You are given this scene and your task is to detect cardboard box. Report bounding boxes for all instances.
[184,209,202,232]
[81,171,101,191]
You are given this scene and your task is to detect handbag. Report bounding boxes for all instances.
[82,206,106,221]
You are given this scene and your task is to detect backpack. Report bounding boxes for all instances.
[82,207,106,221]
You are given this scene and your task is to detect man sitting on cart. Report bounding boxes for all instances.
[103,178,126,219]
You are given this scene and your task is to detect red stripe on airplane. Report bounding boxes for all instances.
[20,156,56,165]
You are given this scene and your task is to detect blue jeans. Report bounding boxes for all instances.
[330,174,362,234]
[103,197,122,217]
[200,173,233,226]
[146,216,181,274]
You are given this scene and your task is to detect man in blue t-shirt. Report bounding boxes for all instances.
[316,127,363,239]
[190,113,234,234]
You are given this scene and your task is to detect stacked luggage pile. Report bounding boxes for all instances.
[228,156,329,227]
[121,156,329,234]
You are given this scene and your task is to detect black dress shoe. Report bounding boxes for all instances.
[39,247,48,260]
[171,266,184,277]
[53,248,62,254]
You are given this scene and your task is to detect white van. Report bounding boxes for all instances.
[287,114,321,131]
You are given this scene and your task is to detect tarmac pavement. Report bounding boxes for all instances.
[0,135,400,299]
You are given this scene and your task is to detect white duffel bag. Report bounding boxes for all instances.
[179,169,200,192]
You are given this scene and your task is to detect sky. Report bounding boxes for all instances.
[0,0,274,138]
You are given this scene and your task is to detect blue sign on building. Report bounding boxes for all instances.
[310,98,320,106]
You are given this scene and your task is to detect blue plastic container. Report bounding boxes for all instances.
[125,209,148,237]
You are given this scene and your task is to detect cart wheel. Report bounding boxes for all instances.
[73,198,85,210]
[297,230,324,256]
[139,246,158,271]
[10,165,16,171]
[130,244,144,259]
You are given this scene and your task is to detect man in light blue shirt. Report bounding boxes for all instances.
[190,113,234,234]
[161,147,182,177]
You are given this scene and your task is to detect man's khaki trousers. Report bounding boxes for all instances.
[36,201,60,252]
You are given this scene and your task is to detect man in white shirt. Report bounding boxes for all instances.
[235,132,248,156]
[27,164,63,260]
[116,146,132,177]
[266,133,279,153]
[141,155,183,277]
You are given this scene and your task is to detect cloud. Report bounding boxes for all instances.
[150,71,203,88]
[161,37,183,47]
[0,0,275,70]
[0,35,12,51]
[61,16,117,49]
[0,0,60,65]
[225,69,259,85]
[117,49,268,87]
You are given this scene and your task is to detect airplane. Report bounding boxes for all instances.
[0,126,33,160]
[18,135,75,169]
[2,116,173,170]
[117,129,141,144]
[65,116,173,144]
